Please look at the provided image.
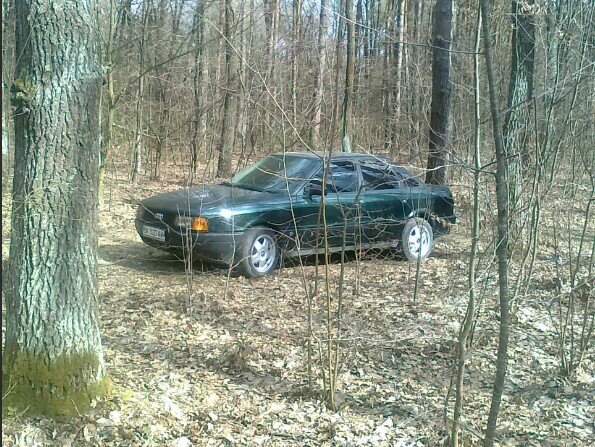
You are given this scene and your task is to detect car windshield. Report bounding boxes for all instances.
[229,155,320,193]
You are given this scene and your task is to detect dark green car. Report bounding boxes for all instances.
[135,152,456,277]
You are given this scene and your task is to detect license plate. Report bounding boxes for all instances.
[142,225,165,242]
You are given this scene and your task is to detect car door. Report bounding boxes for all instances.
[292,160,361,253]
[357,161,411,244]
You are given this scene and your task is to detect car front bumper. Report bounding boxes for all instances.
[135,218,245,265]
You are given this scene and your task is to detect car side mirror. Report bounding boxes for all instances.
[305,180,325,199]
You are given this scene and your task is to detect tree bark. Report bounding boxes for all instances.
[332,0,345,148]
[217,0,234,178]
[426,0,454,185]
[450,8,481,447]
[291,0,302,126]
[191,0,207,176]
[382,0,395,152]
[99,0,118,205]
[4,0,107,416]
[2,0,15,175]
[263,0,280,135]
[480,0,511,445]
[503,0,536,225]
[341,0,355,153]
[388,0,407,157]
[131,0,150,183]
[310,0,328,149]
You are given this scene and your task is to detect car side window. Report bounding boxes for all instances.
[360,163,400,190]
[328,162,359,192]
[313,161,359,193]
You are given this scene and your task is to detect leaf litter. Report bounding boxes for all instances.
[1,175,593,446]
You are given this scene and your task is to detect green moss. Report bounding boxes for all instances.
[10,77,37,109]
[2,348,111,417]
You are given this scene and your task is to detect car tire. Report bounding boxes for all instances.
[235,227,279,278]
[402,218,434,262]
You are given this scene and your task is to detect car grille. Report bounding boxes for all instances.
[138,208,177,227]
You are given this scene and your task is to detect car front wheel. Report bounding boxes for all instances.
[235,228,279,278]
[402,218,434,262]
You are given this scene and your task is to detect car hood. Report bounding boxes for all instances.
[139,184,289,216]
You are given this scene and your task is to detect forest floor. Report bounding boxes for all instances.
[2,171,594,447]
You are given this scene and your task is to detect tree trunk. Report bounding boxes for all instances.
[2,0,15,178]
[503,0,536,227]
[217,0,234,178]
[131,0,150,183]
[192,0,209,178]
[263,0,279,136]
[388,0,407,157]
[426,0,454,185]
[98,0,115,206]
[310,0,328,149]
[234,0,248,163]
[192,1,207,176]
[382,0,394,152]
[98,0,120,204]
[332,0,345,148]
[480,0,511,445]
[291,0,302,126]
[341,0,355,153]
[450,8,481,447]
[4,0,107,416]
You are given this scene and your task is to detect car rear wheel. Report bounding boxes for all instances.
[235,228,279,278]
[402,218,434,262]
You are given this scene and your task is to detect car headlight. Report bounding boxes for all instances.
[136,205,144,219]
[175,215,208,232]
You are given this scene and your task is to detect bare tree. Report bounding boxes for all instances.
[450,8,481,447]
[426,0,454,185]
[479,0,511,445]
[131,0,150,183]
[191,0,208,176]
[503,0,536,232]
[310,0,328,148]
[341,0,355,152]
[98,0,118,205]
[216,0,235,178]
[291,0,302,126]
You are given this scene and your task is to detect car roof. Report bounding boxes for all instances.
[272,151,389,162]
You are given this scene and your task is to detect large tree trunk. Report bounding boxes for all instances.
[480,0,511,445]
[426,0,454,185]
[310,0,328,149]
[3,0,107,416]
